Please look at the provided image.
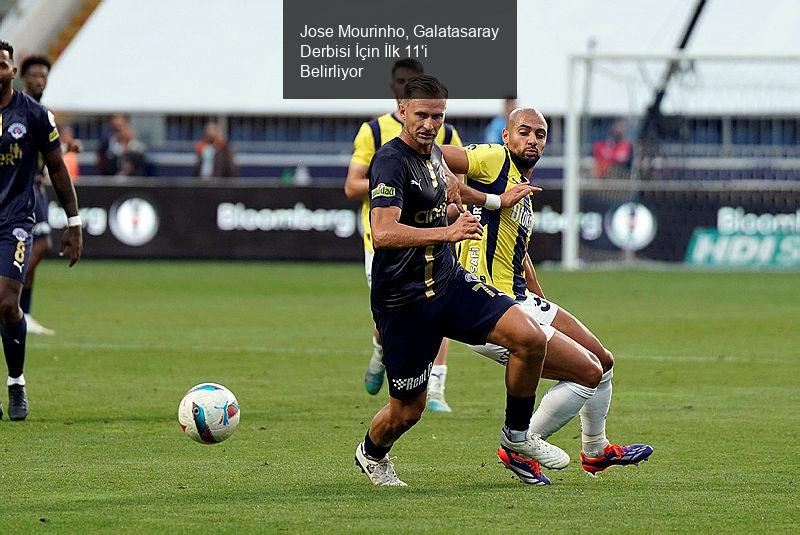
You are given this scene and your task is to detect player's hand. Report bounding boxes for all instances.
[447,211,482,242]
[443,165,464,213]
[500,184,542,208]
[59,226,83,267]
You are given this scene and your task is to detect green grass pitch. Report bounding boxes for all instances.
[2,261,797,532]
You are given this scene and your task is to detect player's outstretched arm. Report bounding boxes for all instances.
[371,206,482,249]
[523,253,545,298]
[344,161,370,200]
[44,147,83,266]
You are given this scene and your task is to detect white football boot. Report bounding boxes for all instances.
[499,429,570,470]
[354,443,407,486]
[25,314,55,336]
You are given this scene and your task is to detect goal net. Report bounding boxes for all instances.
[561,53,800,269]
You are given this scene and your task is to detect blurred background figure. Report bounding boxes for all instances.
[60,124,81,182]
[483,96,517,144]
[96,113,147,177]
[194,121,237,179]
[592,119,633,179]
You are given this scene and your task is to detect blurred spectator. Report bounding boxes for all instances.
[484,97,517,144]
[194,121,237,179]
[60,125,81,182]
[593,120,633,179]
[97,113,147,176]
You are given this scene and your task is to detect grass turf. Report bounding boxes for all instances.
[1,261,797,532]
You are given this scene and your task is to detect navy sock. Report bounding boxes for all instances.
[505,393,536,432]
[1,316,27,378]
[363,431,391,460]
[20,288,31,314]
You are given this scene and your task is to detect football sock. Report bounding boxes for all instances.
[1,316,26,379]
[580,368,613,456]
[7,373,25,386]
[367,336,384,373]
[504,393,536,437]
[363,431,391,460]
[529,381,596,440]
[428,364,447,396]
[20,288,32,314]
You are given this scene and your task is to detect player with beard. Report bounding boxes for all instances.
[442,108,653,476]
[345,59,462,411]
[354,77,568,487]
[0,42,83,421]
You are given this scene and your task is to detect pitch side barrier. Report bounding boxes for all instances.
[47,178,800,268]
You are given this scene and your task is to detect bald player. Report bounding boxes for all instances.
[443,108,653,476]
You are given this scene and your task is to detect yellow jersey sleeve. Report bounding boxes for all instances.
[465,144,507,184]
[449,127,463,147]
[351,122,376,167]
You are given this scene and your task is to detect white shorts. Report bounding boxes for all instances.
[364,249,374,289]
[468,293,560,365]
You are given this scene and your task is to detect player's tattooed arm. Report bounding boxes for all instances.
[371,206,482,249]
[440,155,464,212]
[459,182,541,209]
[523,253,545,298]
[44,146,83,266]
[344,161,370,199]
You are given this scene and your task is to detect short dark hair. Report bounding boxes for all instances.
[0,41,14,60]
[391,58,424,77]
[20,55,50,76]
[402,75,448,100]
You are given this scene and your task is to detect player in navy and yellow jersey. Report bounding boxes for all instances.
[354,77,569,487]
[20,55,62,336]
[344,59,462,412]
[0,42,83,421]
[442,108,652,476]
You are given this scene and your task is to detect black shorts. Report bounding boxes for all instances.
[0,222,33,283]
[373,268,516,400]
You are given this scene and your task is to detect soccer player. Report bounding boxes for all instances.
[344,59,463,412]
[20,55,58,335]
[354,76,568,487]
[0,42,83,420]
[442,107,653,476]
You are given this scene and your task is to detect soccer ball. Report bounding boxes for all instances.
[178,383,240,444]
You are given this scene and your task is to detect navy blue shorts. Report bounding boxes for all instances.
[0,222,33,283]
[32,184,50,239]
[373,268,516,400]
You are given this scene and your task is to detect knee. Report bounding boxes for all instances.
[599,349,614,372]
[576,351,603,389]
[392,400,425,431]
[0,297,20,324]
[514,326,548,362]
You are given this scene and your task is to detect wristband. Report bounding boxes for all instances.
[483,194,502,210]
[67,215,82,227]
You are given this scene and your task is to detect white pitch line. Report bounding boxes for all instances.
[27,341,791,364]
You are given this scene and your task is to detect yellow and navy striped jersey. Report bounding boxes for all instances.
[457,144,534,301]
[351,112,462,253]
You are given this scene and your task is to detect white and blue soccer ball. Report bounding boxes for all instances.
[178,383,240,444]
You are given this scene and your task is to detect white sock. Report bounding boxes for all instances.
[529,381,596,440]
[367,336,384,373]
[580,369,613,456]
[428,364,447,397]
[7,374,25,386]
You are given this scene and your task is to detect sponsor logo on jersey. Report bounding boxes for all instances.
[108,197,159,246]
[0,143,23,166]
[414,200,448,224]
[606,202,656,251]
[371,183,396,199]
[7,122,26,139]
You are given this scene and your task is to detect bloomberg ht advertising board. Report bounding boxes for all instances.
[47,183,800,269]
[46,185,362,260]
